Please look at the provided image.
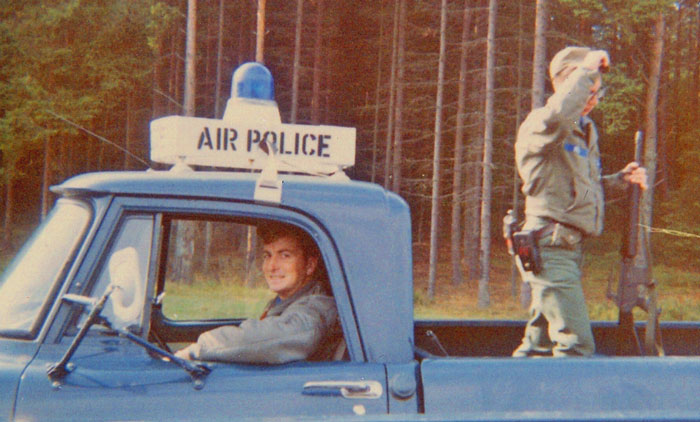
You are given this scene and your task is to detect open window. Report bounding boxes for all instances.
[150,215,345,362]
[161,219,269,322]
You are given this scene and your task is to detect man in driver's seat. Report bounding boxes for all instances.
[175,222,342,364]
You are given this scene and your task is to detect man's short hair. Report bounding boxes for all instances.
[257,221,319,259]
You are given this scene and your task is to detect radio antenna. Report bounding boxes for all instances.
[46,110,150,168]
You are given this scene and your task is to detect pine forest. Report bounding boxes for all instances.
[1,0,699,318]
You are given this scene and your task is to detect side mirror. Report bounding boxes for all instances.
[107,247,144,329]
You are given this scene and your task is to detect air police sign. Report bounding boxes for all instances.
[150,115,355,174]
[150,62,355,174]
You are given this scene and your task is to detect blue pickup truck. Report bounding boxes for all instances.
[2,64,700,422]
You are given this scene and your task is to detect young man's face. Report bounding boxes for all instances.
[262,235,318,299]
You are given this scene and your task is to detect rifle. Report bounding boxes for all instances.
[607,130,664,356]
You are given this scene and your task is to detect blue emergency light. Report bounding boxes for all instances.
[150,61,355,180]
[232,62,275,101]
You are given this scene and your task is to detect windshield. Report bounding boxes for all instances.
[0,199,91,338]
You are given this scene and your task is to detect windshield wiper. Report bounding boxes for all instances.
[47,287,210,389]
[103,320,211,389]
[47,287,114,385]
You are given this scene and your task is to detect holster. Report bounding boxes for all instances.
[513,230,543,274]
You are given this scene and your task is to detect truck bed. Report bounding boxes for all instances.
[414,319,700,357]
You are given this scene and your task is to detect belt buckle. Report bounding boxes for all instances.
[552,222,582,245]
[534,222,556,241]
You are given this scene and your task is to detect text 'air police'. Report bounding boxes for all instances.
[197,126,331,157]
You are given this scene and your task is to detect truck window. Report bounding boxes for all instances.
[0,199,91,338]
[158,217,345,362]
[82,215,154,330]
[161,219,272,321]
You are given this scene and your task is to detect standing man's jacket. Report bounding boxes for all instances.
[516,67,626,236]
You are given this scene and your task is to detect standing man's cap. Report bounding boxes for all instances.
[549,46,591,80]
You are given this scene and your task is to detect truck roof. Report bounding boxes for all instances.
[52,169,337,200]
[52,169,415,363]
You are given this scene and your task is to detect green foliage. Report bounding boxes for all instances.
[0,0,169,189]
[595,64,644,139]
[148,2,180,52]
[557,0,604,20]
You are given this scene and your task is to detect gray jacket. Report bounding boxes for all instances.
[182,280,341,364]
[515,67,625,236]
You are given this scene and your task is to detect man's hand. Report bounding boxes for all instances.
[582,50,610,73]
[621,161,648,190]
[175,344,196,360]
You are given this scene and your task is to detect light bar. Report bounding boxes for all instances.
[150,62,355,174]
[232,62,274,101]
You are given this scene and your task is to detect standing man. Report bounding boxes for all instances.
[176,222,342,363]
[512,47,648,357]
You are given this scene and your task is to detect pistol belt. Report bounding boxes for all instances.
[535,221,583,244]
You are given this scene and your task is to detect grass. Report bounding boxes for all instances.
[162,276,274,321]
[412,236,700,322]
[161,237,700,323]
[1,225,698,323]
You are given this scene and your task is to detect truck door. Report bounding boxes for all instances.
[15,204,388,420]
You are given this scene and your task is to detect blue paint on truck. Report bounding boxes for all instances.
[1,169,699,421]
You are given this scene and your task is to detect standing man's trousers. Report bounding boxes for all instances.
[513,231,595,357]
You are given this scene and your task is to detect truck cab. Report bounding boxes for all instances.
[3,169,419,420]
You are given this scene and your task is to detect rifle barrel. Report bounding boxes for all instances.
[621,131,643,258]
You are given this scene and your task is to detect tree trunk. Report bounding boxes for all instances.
[238,0,248,64]
[174,0,198,283]
[478,0,498,308]
[124,95,132,170]
[214,0,225,119]
[383,0,400,189]
[98,119,106,169]
[391,0,406,194]
[531,0,549,109]
[256,0,266,63]
[41,136,51,220]
[168,25,180,115]
[427,0,448,299]
[692,4,700,117]
[451,0,473,286]
[245,227,258,287]
[184,0,197,117]
[638,13,665,270]
[521,0,548,307]
[205,0,226,272]
[513,0,525,302]
[510,1,523,297]
[311,0,324,125]
[152,35,165,119]
[291,0,304,123]
[370,0,385,184]
[465,186,480,281]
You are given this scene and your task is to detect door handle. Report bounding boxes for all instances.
[302,380,383,399]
